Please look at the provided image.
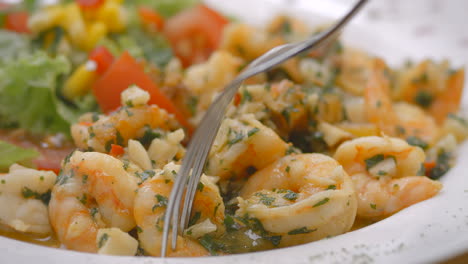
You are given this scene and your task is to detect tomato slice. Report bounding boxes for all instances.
[163,4,228,67]
[138,7,164,32]
[5,12,30,34]
[89,46,114,74]
[92,51,193,132]
[76,0,105,9]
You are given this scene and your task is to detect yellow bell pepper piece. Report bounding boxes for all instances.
[96,1,127,33]
[27,5,65,33]
[61,3,87,49]
[63,62,99,99]
[82,22,108,51]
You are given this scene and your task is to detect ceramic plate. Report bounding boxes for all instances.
[1,0,467,263]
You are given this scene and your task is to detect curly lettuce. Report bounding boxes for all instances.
[0,140,39,171]
[0,49,97,135]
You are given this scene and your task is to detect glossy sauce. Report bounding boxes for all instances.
[0,226,61,248]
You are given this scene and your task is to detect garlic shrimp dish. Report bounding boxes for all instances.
[0,0,466,258]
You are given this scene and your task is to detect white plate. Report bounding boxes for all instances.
[2,1,468,263]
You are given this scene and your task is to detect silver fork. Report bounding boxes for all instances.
[161,0,368,257]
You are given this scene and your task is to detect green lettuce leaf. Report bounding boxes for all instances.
[0,30,31,63]
[130,0,198,17]
[0,51,96,135]
[0,140,39,171]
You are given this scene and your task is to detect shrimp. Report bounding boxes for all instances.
[48,151,138,253]
[393,60,465,124]
[0,164,56,235]
[428,69,465,124]
[334,136,442,218]
[236,153,357,248]
[365,59,439,144]
[134,163,225,257]
[206,114,290,181]
[336,47,374,96]
[71,87,181,153]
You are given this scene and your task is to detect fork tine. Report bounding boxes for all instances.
[161,146,195,256]
[179,133,212,230]
[179,102,228,229]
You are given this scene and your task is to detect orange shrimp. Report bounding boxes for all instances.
[365,59,439,144]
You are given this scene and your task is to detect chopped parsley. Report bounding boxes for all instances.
[288,226,317,235]
[21,187,51,205]
[136,170,156,184]
[139,125,162,146]
[429,149,451,180]
[197,182,204,192]
[98,233,109,248]
[187,96,199,115]
[313,197,330,207]
[224,215,241,232]
[115,131,124,146]
[227,129,244,146]
[90,207,98,218]
[77,194,87,205]
[406,136,429,150]
[188,211,201,227]
[370,203,377,210]
[365,154,385,170]
[326,185,336,190]
[247,127,260,137]
[285,145,299,155]
[255,193,275,206]
[152,194,168,211]
[283,190,298,201]
[82,174,88,184]
[414,91,433,108]
[377,170,387,176]
[268,235,282,246]
[198,234,225,256]
[280,20,292,34]
[241,89,252,104]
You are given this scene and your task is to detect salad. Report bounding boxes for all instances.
[0,0,466,258]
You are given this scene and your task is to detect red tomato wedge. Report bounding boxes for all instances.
[89,46,114,74]
[163,4,228,67]
[138,7,164,32]
[92,51,193,133]
[76,0,105,9]
[5,12,30,34]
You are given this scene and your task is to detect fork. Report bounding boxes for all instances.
[161,0,368,257]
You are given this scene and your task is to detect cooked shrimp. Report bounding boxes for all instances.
[429,69,465,124]
[336,47,373,96]
[134,163,225,257]
[334,136,442,218]
[236,153,357,248]
[206,114,290,181]
[394,60,465,124]
[72,87,181,153]
[48,151,138,252]
[0,164,56,235]
[365,59,439,144]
